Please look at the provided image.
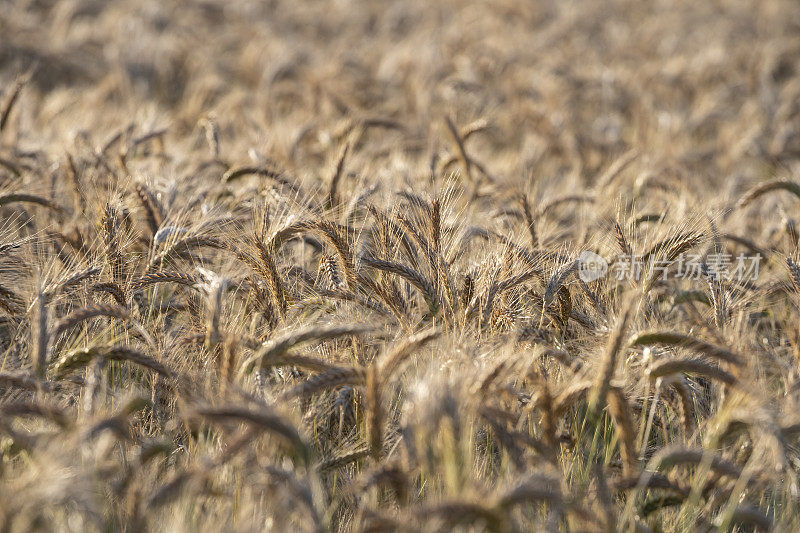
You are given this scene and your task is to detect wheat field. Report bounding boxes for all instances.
[2,0,800,531]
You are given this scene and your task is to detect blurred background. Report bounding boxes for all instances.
[1,0,799,192]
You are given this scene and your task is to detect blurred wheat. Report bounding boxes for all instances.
[1,0,800,531]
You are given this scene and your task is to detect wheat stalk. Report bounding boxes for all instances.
[0,192,65,213]
[54,303,131,335]
[53,345,174,378]
[628,331,743,366]
[326,142,349,209]
[587,296,635,416]
[737,179,800,207]
[238,324,372,376]
[647,357,737,386]
[280,366,367,400]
